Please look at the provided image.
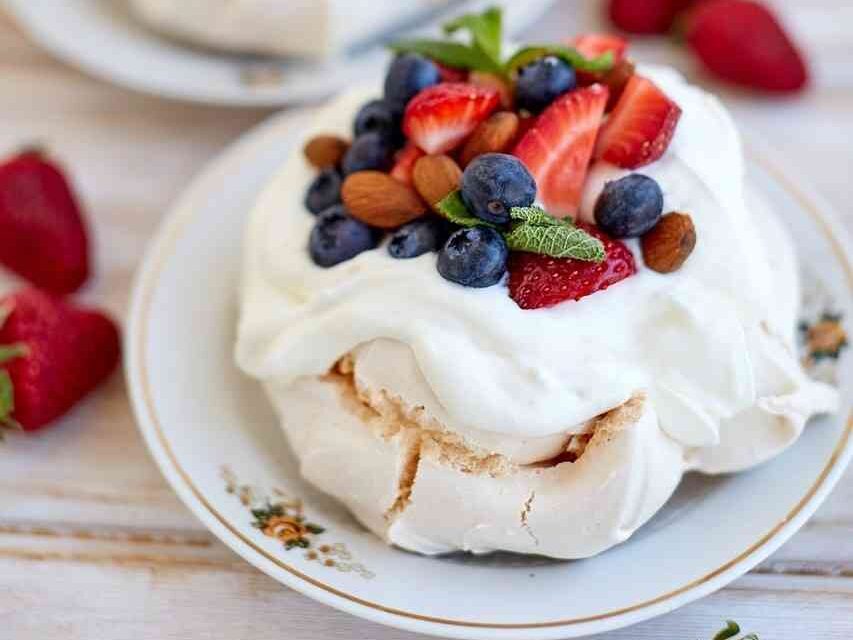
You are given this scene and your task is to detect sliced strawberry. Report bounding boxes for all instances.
[389,143,425,185]
[595,75,681,169]
[572,34,628,64]
[512,84,609,218]
[686,0,808,93]
[435,62,468,83]
[403,82,500,155]
[608,0,695,34]
[508,225,636,309]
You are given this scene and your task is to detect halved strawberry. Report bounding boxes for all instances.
[508,224,636,309]
[512,84,609,218]
[403,82,500,155]
[572,34,628,64]
[389,143,425,185]
[594,75,681,169]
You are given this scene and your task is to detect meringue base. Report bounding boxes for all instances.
[264,357,685,559]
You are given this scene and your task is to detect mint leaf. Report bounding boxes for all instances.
[505,45,614,75]
[505,222,605,261]
[509,206,572,227]
[436,191,491,227]
[443,6,503,68]
[388,39,502,75]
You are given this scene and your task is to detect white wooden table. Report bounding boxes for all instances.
[1,2,850,637]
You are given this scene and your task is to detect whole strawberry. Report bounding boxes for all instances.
[0,150,90,294]
[686,0,809,93]
[0,288,120,432]
[508,225,636,309]
[608,0,696,34]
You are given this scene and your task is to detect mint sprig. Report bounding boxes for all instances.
[712,621,759,640]
[506,207,604,261]
[436,193,603,262]
[389,6,613,79]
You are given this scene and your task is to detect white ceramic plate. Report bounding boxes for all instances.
[5,0,552,107]
[126,108,853,639]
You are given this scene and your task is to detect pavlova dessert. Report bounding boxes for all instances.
[236,8,838,559]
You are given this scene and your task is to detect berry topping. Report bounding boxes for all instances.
[686,0,808,93]
[0,150,90,295]
[341,132,394,175]
[435,62,468,83]
[0,288,120,432]
[572,34,628,64]
[353,99,400,141]
[309,205,380,268]
[389,143,425,185]
[437,226,508,288]
[512,84,609,218]
[384,53,441,114]
[460,153,536,225]
[594,174,663,238]
[402,82,500,155]
[608,0,694,34]
[594,75,681,169]
[600,59,636,110]
[303,134,350,169]
[304,167,342,215]
[508,225,636,309]
[515,56,577,115]
[388,218,451,259]
[641,211,696,273]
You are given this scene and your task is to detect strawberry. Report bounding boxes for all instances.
[686,0,808,93]
[594,75,681,169]
[608,0,695,34]
[0,150,90,294]
[402,82,500,155]
[508,225,636,309]
[512,84,609,218]
[389,142,425,185]
[572,34,628,64]
[0,288,120,432]
[435,62,468,83]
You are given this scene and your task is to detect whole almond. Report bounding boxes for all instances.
[412,155,463,210]
[469,71,514,109]
[641,212,696,273]
[459,111,520,167]
[341,171,427,228]
[303,134,350,168]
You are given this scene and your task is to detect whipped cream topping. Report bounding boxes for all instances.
[236,65,837,475]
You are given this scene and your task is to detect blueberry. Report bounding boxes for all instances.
[460,153,536,225]
[309,205,381,267]
[341,132,393,175]
[594,174,664,238]
[384,53,441,114]
[515,56,576,114]
[437,227,508,288]
[388,218,451,259]
[304,168,342,215]
[353,99,400,143]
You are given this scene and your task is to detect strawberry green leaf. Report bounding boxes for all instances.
[436,191,494,228]
[0,370,14,423]
[0,344,27,366]
[505,45,614,75]
[505,222,605,261]
[388,40,503,75]
[443,6,503,67]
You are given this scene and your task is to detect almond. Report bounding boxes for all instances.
[469,71,514,110]
[459,111,520,167]
[641,212,696,273]
[303,134,350,168]
[341,171,427,228]
[412,155,463,211]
